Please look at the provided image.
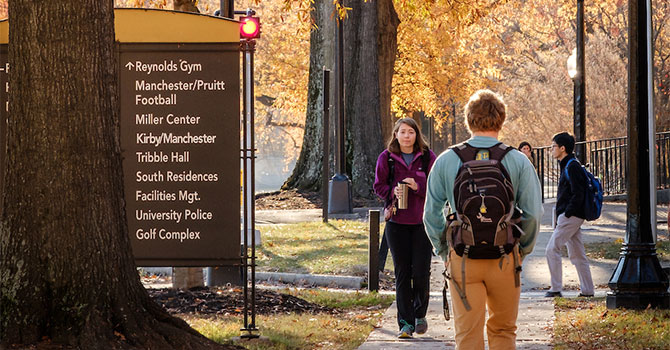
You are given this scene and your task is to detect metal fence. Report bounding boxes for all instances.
[535,132,670,201]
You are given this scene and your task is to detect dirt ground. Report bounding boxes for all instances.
[255,189,383,210]
[148,287,337,316]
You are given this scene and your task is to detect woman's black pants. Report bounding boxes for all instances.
[385,221,432,330]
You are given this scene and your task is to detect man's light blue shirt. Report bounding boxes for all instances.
[423,136,544,260]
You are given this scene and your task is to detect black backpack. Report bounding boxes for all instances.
[564,158,603,221]
[448,142,522,258]
[443,142,523,311]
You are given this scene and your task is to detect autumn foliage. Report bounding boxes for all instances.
[5,0,670,174]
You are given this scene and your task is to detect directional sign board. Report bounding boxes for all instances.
[117,9,240,266]
[119,43,240,266]
[0,9,241,266]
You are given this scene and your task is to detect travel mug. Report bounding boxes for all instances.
[397,182,409,209]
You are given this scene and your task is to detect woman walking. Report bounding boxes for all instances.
[373,118,436,338]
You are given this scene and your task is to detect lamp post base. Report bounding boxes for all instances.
[606,292,670,309]
[607,243,670,309]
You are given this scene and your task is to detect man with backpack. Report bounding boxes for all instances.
[423,90,542,349]
[544,132,595,298]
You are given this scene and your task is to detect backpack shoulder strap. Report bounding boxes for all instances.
[452,142,512,163]
[487,142,513,162]
[563,158,577,181]
[421,150,430,174]
[451,143,478,163]
[386,152,395,202]
[386,152,395,179]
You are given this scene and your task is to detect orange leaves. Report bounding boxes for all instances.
[392,0,505,124]
[333,0,351,20]
[114,0,167,10]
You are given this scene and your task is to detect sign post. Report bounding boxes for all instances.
[237,9,261,338]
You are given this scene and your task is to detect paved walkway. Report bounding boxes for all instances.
[357,257,556,350]
[256,202,669,349]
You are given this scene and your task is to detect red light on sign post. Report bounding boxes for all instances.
[240,16,260,39]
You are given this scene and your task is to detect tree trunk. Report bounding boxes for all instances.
[282,0,335,191]
[344,0,387,198]
[0,2,235,349]
[284,0,398,199]
[173,0,200,13]
[377,0,400,141]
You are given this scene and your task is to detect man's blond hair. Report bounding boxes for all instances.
[464,89,507,133]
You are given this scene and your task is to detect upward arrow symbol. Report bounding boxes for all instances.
[125,62,134,70]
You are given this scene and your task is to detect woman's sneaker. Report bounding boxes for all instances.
[415,318,428,334]
[398,324,414,339]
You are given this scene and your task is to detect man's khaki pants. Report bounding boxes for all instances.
[448,250,520,350]
[545,214,594,295]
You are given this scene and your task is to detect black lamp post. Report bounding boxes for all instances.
[567,0,586,163]
[328,3,353,214]
[606,0,670,310]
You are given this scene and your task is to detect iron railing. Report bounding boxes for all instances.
[535,132,670,201]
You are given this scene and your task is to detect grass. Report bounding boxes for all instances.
[183,289,395,350]
[584,238,670,261]
[256,220,392,275]
[553,297,670,350]
[284,289,395,309]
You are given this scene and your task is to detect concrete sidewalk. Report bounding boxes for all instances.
[357,257,556,350]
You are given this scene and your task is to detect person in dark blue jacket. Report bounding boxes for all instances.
[544,132,594,298]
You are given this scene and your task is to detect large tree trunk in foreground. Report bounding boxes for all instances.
[0,2,235,349]
[284,0,398,198]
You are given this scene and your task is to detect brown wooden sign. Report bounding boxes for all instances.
[119,43,240,266]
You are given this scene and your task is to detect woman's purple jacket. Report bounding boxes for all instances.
[373,149,437,225]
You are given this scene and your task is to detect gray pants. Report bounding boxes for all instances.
[545,214,595,295]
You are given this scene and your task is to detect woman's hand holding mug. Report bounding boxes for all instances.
[401,177,418,191]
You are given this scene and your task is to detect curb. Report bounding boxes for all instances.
[255,272,364,289]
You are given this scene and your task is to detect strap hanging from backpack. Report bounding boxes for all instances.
[512,246,522,287]
[442,269,451,320]
[443,253,472,312]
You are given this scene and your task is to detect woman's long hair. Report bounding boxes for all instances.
[387,117,429,154]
